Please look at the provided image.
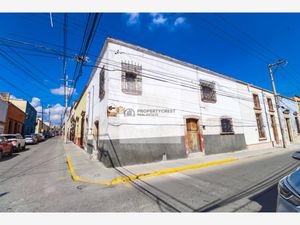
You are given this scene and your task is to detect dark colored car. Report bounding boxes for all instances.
[0,136,13,159]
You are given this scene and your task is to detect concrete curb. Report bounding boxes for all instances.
[65,153,237,186]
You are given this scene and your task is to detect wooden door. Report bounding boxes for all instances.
[295,116,300,134]
[186,118,201,153]
[270,115,279,144]
[286,118,293,142]
[80,116,85,148]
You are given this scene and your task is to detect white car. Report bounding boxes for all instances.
[0,134,26,152]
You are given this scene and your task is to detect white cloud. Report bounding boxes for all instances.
[35,106,42,113]
[10,95,17,100]
[30,97,66,125]
[126,13,140,26]
[46,103,65,125]
[152,14,167,25]
[174,17,186,26]
[50,86,76,96]
[148,14,188,31]
[30,97,43,114]
[149,13,168,28]
[30,97,41,108]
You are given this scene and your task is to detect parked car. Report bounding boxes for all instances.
[25,135,38,145]
[0,134,26,152]
[276,151,300,212]
[0,136,13,159]
[31,134,39,143]
[39,133,45,141]
[35,133,43,142]
[44,132,50,139]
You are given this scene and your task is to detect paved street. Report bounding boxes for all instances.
[0,137,299,212]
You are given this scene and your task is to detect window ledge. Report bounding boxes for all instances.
[259,137,267,141]
[202,100,217,103]
[122,90,142,96]
[220,132,234,135]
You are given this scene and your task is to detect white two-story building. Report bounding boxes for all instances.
[84,38,295,167]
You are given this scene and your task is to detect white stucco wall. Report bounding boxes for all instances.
[237,83,283,147]
[100,42,247,142]
[85,48,110,154]
[85,39,291,154]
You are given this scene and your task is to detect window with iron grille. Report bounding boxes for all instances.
[200,80,216,103]
[255,112,266,139]
[267,98,274,111]
[253,94,261,109]
[99,66,105,101]
[121,62,142,95]
[221,118,234,134]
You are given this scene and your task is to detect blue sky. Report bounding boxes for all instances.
[0,13,300,124]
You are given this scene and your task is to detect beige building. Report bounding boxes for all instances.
[66,87,87,148]
[35,118,50,134]
[73,88,87,148]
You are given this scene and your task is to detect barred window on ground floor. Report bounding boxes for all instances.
[221,118,234,134]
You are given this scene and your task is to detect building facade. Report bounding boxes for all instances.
[73,88,87,148]
[35,118,50,134]
[0,98,8,134]
[10,99,37,135]
[278,96,300,144]
[81,38,291,167]
[4,102,26,134]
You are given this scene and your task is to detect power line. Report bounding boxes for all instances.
[1,41,61,86]
[216,14,282,60]
[214,14,300,88]
[67,13,102,107]
[0,74,34,99]
[0,50,53,91]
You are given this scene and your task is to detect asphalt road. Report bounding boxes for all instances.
[0,137,299,212]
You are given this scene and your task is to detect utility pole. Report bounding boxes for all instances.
[41,107,44,134]
[268,59,287,148]
[63,13,68,143]
[48,104,52,127]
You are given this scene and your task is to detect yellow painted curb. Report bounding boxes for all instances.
[65,154,237,186]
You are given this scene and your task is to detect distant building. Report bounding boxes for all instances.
[65,101,77,143]
[278,96,300,144]
[71,88,87,148]
[35,118,50,134]
[4,102,26,134]
[0,98,8,134]
[10,99,37,135]
[292,96,300,113]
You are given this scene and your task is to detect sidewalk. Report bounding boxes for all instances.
[63,141,300,186]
